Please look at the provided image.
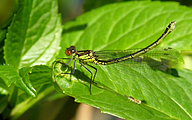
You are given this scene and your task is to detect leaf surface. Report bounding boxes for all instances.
[54,1,192,119]
[4,0,62,68]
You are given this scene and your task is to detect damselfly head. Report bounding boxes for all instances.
[65,46,76,56]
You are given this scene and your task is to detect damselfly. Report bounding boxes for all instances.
[53,21,176,94]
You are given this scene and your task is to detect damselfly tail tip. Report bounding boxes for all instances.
[169,21,176,31]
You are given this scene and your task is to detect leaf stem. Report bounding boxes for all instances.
[1,86,18,119]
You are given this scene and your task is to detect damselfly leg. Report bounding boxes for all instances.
[79,62,97,95]
[54,57,98,94]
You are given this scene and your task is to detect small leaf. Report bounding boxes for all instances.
[0,65,36,97]
[18,67,37,97]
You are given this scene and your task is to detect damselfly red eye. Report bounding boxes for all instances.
[65,46,76,55]
[65,49,71,56]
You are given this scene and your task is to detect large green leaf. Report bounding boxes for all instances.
[0,0,62,119]
[4,0,62,69]
[53,1,192,119]
[83,0,192,12]
[0,0,62,101]
[59,2,192,56]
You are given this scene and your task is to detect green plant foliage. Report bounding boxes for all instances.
[83,0,192,12]
[0,65,36,97]
[0,29,6,43]
[1,0,192,119]
[4,0,62,68]
[0,0,62,119]
[53,1,192,119]
[83,0,131,12]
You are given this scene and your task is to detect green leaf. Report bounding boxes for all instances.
[4,0,62,69]
[83,0,131,12]
[29,65,52,89]
[60,2,192,53]
[83,0,192,12]
[18,67,37,97]
[0,78,12,95]
[53,61,192,119]
[54,1,192,119]
[0,65,36,97]
[13,65,52,98]
[0,65,21,87]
